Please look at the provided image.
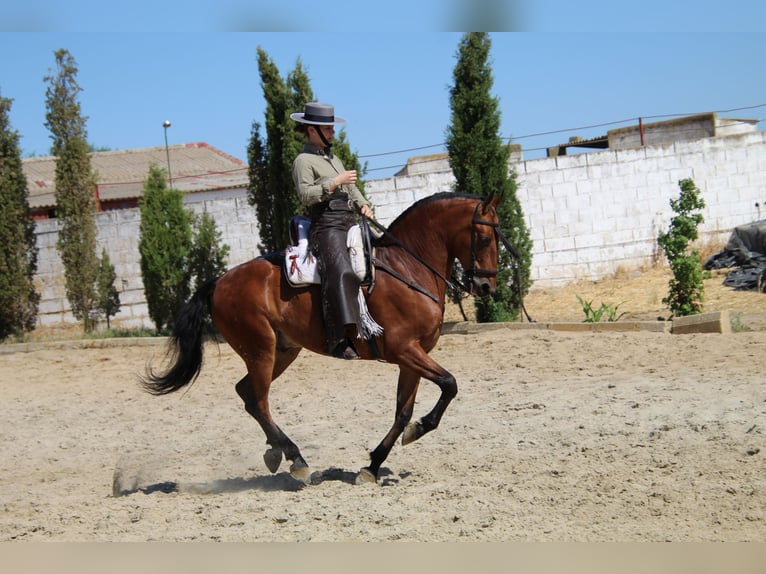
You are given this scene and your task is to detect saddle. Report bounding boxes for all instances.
[283,215,375,287]
[282,215,382,341]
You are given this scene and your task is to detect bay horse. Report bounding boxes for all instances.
[142,192,502,484]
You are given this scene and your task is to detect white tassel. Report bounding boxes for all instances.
[356,288,384,340]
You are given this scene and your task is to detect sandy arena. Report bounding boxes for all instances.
[1,317,764,541]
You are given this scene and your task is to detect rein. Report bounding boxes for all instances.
[362,212,463,299]
[359,201,534,323]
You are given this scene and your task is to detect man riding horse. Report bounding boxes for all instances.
[291,102,375,360]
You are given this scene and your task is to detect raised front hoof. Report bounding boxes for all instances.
[402,421,424,446]
[263,447,283,474]
[289,461,311,483]
[355,467,377,485]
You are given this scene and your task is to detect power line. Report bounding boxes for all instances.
[360,103,766,172]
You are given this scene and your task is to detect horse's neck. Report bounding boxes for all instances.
[385,214,453,273]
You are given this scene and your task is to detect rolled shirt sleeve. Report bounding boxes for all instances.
[292,146,369,209]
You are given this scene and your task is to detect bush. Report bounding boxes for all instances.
[657,178,706,317]
[138,164,192,333]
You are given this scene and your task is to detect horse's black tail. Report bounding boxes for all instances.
[140,278,218,396]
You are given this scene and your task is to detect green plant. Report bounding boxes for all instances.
[576,294,628,323]
[83,326,160,339]
[138,163,193,333]
[95,248,120,329]
[189,211,230,292]
[44,48,99,332]
[729,312,751,333]
[447,33,533,323]
[657,178,706,317]
[246,48,368,255]
[0,95,39,341]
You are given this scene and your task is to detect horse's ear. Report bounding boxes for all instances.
[482,191,503,212]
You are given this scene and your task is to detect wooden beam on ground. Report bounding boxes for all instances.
[672,310,731,334]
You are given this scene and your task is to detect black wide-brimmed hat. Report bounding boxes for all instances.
[290,102,346,125]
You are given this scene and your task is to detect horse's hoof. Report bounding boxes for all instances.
[289,461,311,483]
[402,421,421,445]
[355,468,377,485]
[263,448,283,473]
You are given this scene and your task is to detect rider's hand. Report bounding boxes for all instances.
[340,170,357,186]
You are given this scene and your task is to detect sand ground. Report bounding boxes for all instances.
[1,266,764,542]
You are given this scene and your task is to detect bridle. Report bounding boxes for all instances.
[465,200,501,292]
[361,196,533,321]
[465,199,533,321]
[363,197,504,298]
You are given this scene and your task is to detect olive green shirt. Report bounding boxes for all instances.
[292,144,369,208]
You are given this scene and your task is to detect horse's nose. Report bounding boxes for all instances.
[477,279,493,297]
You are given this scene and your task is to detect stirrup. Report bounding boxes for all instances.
[331,339,359,360]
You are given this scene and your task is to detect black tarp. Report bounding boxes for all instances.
[704,219,766,292]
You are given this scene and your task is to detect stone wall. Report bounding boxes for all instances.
[33,191,261,330]
[369,130,766,286]
[31,130,766,330]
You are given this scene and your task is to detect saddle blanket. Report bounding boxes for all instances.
[283,221,366,287]
[282,217,382,340]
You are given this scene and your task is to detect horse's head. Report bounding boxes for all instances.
[459,194,502,297]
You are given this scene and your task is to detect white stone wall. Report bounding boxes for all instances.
[369,131,766,286]
[33,193,261,331]
[31,131,766,330]
[516,131,766,286]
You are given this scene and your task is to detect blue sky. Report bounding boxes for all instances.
[1,2,764,178]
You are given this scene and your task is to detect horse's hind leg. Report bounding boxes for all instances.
[235,346,310,481]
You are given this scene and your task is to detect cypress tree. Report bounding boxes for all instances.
[0,94,39,340]
[658,178,706,317]
[446,32,532,322]
[247,46,366,255]
[246,120,272,253]
[138,164,192,333]
[247,47,307,254]
[43,49,99,332]
[189,211,230,292]
[95,247,120,329]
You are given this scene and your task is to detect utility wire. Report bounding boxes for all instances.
[362,104,766,173]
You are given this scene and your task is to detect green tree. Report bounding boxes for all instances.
[658,178,706,317]
[247,46,367,254]
[95,248,120,329]
[246,47,307,254]
[189,211,230,292]
[446,32,532,322]
[246,120,272,253]
[138,164,193,333]
[0,94,39,340]
[44,48,99,332]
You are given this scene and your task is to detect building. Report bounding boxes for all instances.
[22,142,249,219]
[546,112,759,157]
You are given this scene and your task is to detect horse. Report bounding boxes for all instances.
[141,191,502,484]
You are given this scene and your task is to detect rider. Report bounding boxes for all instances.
[290,102,374,360]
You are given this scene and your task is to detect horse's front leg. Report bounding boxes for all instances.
[358,368,421,483]
[401,367,456,446]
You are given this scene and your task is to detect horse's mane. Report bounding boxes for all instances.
[386,192,484,232]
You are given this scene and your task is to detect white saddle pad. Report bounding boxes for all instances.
[284,224,367,287]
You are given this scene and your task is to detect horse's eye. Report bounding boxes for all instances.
[477,235,492,248]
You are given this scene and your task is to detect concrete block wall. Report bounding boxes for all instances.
[30,131,766,330]
[514,131,766,286]
[366,131,766,287]
[33,192,261,331]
